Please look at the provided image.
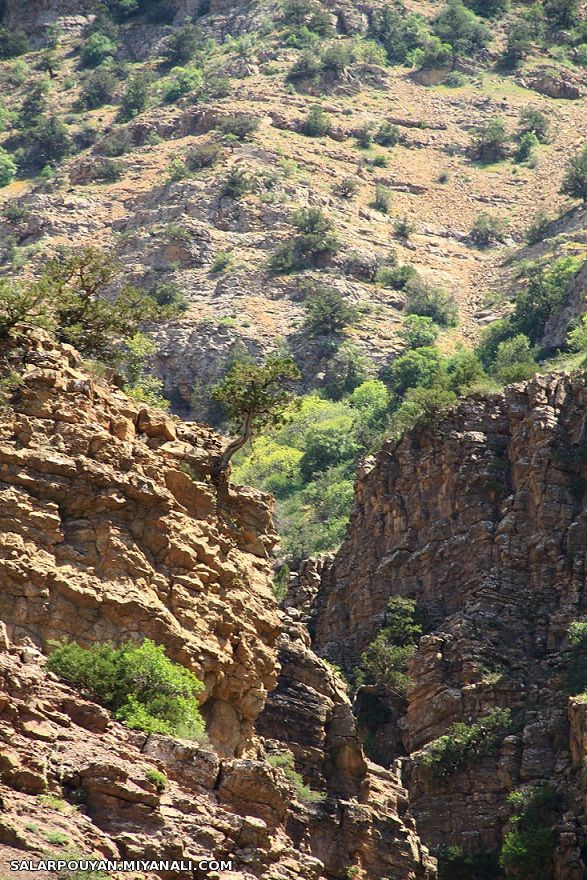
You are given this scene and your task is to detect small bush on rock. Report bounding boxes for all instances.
[47,639,207,739]
[422,708,513,778]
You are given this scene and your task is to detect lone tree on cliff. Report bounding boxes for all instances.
[211,356,300,475]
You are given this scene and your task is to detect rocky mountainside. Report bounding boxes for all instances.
[305,371,587,877]
[0,333,434,879]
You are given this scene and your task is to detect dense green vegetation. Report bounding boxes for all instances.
[500,787,559,879]
[47,639,207,739]
[422,708,514,779]
[355,597,422,694]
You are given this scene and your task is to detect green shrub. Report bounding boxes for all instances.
[163,22,201,65]
[399,315,439,349]
[267,752,326,804]
[500,786,559,879]
[355,124,374,149]
[164,65,203,103]
[444,70,468,87]
[220,167,252,198]
[515,132,538,164]
[301,104,331,137]
[433,0,490,59]
[385,346,444,397]
[355,597,422,693]
[374,121,401,147]
[99,127,133,157]
[186,141,222,170]
[392,385,457,434]
[211,251,232,273]
[470,212,508,247]
[86,157,126,182]
[376,263,418,290]
[525,212,551,245]
[372,183,392,213]
[26,114,72,165]
[368,6,428,64]
[405,278,458,327]
[422,708,513,778]
[437,846,503,880]
[446,347,487,393]
[47,638,206,739]
[0,27,30,60]
[0,148,17,186]
[300,422,360,481]
[118,331,169,409]
[394,216,413,239]
[218,113,259,141]
[119,71,152,120]
[81,33,117,68]
[79,67,119,108]
[561,143,587,201]
[517,107,549,143]
[145,769,168,792]
[503,21,532,67]
[471,115,508,163]
[510,256,581,343]
[323,342,373,400]
[269,208,338,273]
[321,42,355,71]
[491,334,537,383]
[287,50,322,81]
[464,0,508,18]
[333,176,359,199]
[411,36,452,69]
[304,286,359,336]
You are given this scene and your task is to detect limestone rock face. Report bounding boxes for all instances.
[313,373,587,868]
[0,331,279,758]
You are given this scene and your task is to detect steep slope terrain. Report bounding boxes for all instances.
[309,372,587,877]
[0,332,434,879]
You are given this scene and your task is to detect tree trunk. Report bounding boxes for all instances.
[212,411,254,476]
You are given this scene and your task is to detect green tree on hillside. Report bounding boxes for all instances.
[211,356,301,473]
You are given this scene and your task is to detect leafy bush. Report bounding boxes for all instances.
[0,27,30,60]
[99,127,134,157]
[299,421,360,481]
[81,32,117,68]
[525,211,551,245]
[220,167,252,198]
[164,65,203,103]
[374,121,401,147]
[304,286,359,336]
[355,124,374,149]
[301,104,331,137]
[433,0,490,59]
[470,212,508,247]
[86,157,126,182]
[561,143,587,201]
[369,5,428,64]
[500,787,559,879]
[0,148,17,186]
[464,0,508,18]
[510,257,581,343]
[372,183,392,213]
[333,176,359,199]
[119,71,152,120]
[145,769,168,792]
[491,334,537,384]
[355,597,422,693]
[446,347,487,393]
[392,386,457,434]
[218,113,260,141]
[79,67,119,108]
[422,708,513,778]
[287,50,322,81]
[321,42,354,72]
[269,208,338,273]
[411,36,452,70]
[517,107,549,143]
[405,278,459,327]
[385,346,443,397]
[471,115,508,163]
[376,263,419,290]
[399,315,439,349]
[323,342,373,400]
[0,280,50,336]
[149,281,188,311]
[163,22,201,65]
[515,132,538,164]
[437,846,503,880]
[186,141,222,170]
[267,752,325,804]
[26,114,72,165]
[118,332,169,409]
[47,639,206,739]
[503,21,532,67]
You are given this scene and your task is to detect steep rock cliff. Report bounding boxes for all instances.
[0,332,434,880]
[313,372,587,874]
